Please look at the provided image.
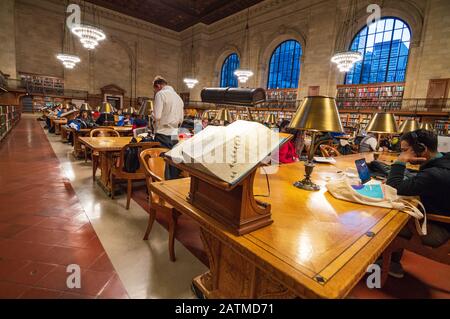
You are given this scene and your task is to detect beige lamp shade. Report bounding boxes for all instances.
[138,100,153,116]
[100,102,115,113]
[288,96,344,132]
[365,112,398,134]
[215,109,233,122]
[420,122,434,131]
[265,113,278,126]
[234,112,242,121]
[398,119,420,134]
[79,103,92,112]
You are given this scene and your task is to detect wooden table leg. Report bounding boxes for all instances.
[97,151,115,195]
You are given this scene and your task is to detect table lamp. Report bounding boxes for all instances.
[246,107,254,121]
[215,109,233,125]
[100,102,116,125]
[420,122,434,132]
[365,112,398,148]
[123,107,137,115]
[79,103,92,112]
[398,119,420,134]
[100,102,115,113]
[201,110,215,120]
[138,100,153,117]
[265,113,278,128]
[288,96,344,191]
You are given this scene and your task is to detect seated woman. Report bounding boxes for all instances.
[277,120,299,164]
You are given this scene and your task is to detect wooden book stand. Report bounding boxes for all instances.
[166,158,272,236]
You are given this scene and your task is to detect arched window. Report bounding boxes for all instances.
[220,53,240,87]
[345,17,411,84]
[267,40,302,89]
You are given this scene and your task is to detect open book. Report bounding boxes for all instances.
[166,120,288,186]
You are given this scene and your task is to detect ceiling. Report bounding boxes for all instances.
[86,0,265,32]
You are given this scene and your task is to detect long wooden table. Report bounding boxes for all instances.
[72,126,133,158]
[79,136,134,194]
[150,152,411,299]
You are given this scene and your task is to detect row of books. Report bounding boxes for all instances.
[0,105,21,142]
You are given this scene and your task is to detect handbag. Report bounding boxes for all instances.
[326,178,427,235]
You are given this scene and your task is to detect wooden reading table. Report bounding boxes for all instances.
[72,126,133,158]
[150,152,411,299]
[79,136,134,194]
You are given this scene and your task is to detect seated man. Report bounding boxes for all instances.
[383,129,450,277]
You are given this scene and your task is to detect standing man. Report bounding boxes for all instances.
[152,75,184,179]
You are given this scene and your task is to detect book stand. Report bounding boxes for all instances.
[165,158,272,236]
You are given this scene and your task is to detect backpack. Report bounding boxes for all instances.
[123,138,140,173]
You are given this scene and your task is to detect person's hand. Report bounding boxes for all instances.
[397,148,427,164]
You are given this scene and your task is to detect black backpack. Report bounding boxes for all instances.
[123,138,140,173]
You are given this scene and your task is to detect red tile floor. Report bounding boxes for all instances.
[0,116,129,299]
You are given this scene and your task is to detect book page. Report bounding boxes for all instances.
[166,120,286,185]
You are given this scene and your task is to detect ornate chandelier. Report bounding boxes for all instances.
[184,29,198,89]
[56,54,81,69]
[183,78,199,89]
[234,70,254,83]
[331,0,361,73]
[71,24,106,50]
[331,51,362,72]
[234,9,253,84]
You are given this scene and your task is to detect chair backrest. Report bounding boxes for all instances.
[133,127,149,138]
[117,142,161,172]
[139,148,169,183]
[90,128,120,137]
[320,144,342,157]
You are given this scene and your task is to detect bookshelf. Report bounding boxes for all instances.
[339,113,372,135]
[436,119,450,136]
[264,88,298,109]
[0,105,21,142]
[19,73,64,95]
[336,82,405,111]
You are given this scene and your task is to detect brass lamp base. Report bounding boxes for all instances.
[293,178,320,191]
[293,161,320,191]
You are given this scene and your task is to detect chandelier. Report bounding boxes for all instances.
[234,9,253,84]
[184,29,198,89]
[331,51,362,72]
[234,70,253,83]
[57,54,81,69]
[331,0,361,72]
[56,2,80,69]
[71,24,106,50]
[183,78,199,89]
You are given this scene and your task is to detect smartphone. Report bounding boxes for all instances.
[355,158,371,184]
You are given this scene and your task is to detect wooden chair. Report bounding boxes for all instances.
[381,214,450,286]
[88,128,120,182]
[319,144,342,157]
[110,142,160,209]
[140,148,180,262]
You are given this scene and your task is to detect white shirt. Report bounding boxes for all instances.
[153,85,184,136]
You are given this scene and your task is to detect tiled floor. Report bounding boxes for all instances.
[0,116,128,298]
[40,115,207,299]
